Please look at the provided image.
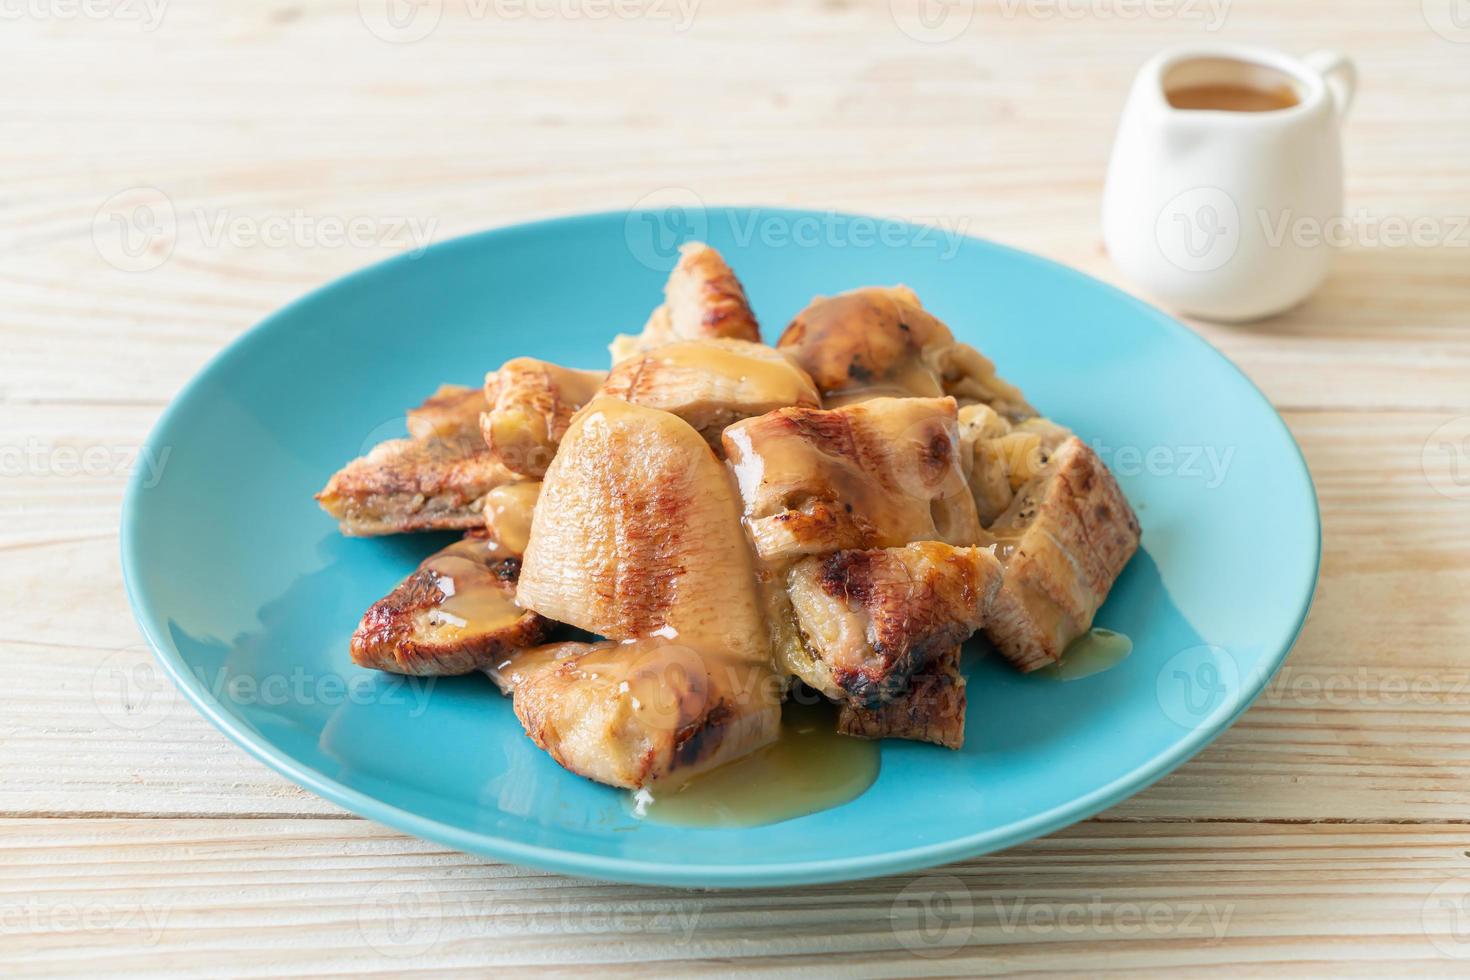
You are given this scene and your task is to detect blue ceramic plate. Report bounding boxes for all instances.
[122,208,1319,888]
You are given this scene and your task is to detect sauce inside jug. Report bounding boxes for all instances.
[1166,82,1298,112]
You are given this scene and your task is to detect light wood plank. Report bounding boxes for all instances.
[2,819,1467,975]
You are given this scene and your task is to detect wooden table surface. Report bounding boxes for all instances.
[5,0,1469,974]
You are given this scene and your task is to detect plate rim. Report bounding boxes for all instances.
[120,206,1322,888]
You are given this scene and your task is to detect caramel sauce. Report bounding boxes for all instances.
[569,639,727,732]
[1167,82,1298,112]
[653,341,817,406]
[992,538,1020,563]
[484,482,540,554]
[1041,628,1133,681]
[485,641,582,694]
[422,538,522,633]
[563,637,778,733]
[823,357,944,406]
[629,697,879,828]
[578,394,646,427]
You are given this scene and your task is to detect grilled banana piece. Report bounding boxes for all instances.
[516,397,768,664]
[508,638,780,789]
[405,383,490,440]
[776,285,1035,419]
[984,437,1141,671]
[318,384,515,536]
[481,481,541,556]
[599,338,820,448]
[722,396,984,566]
[836,644,967,749]
[610,242,762,363]
[480,358,605,479]
[350,531,551,676]
[957,404,1072,526]
[785,541,1001,706]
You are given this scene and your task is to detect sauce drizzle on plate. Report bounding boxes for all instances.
[628,698,880,828]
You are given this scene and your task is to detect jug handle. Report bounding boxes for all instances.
[1303,50,1356,121]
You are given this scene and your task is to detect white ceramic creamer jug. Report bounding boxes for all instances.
[1102,45,1356,322]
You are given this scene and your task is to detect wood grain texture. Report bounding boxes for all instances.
[3,0,1469,972]
[4,819,1470,976]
